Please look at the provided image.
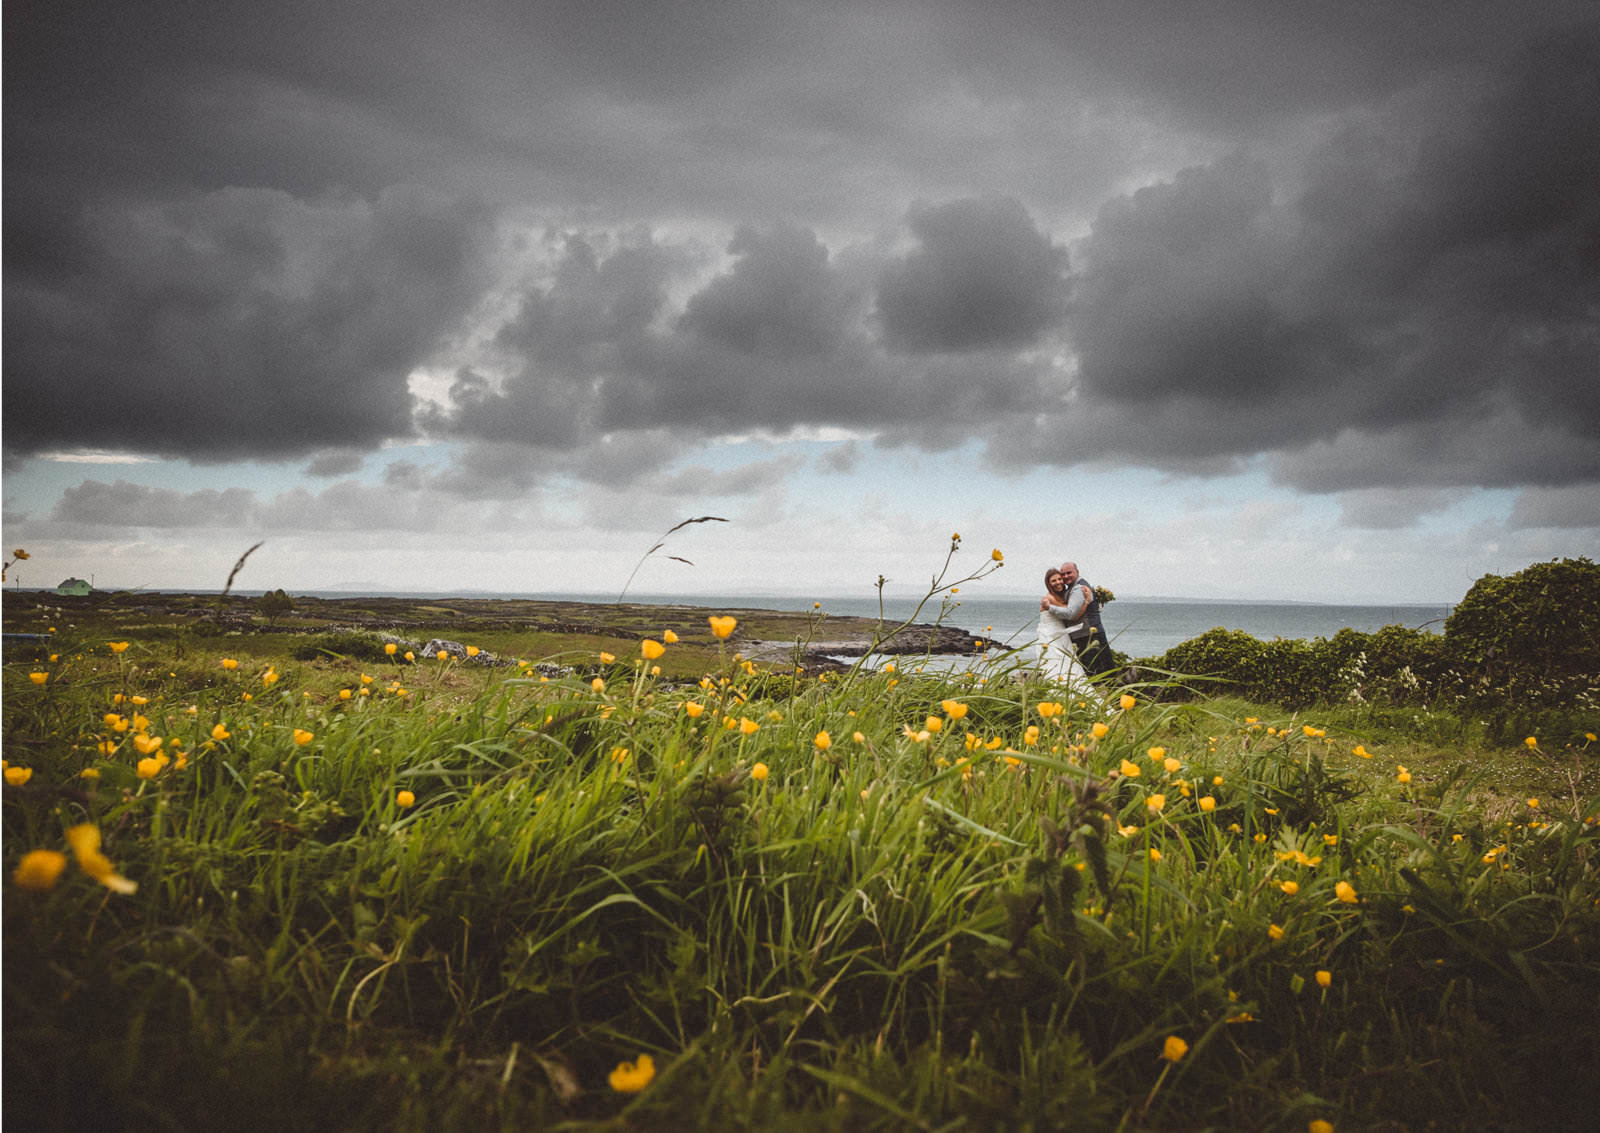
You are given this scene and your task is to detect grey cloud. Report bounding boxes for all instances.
[5,185,498,461]
[52,480,259,529]
[876,197,1068,353]
[1049,30,1600,489]
[1507,485,1600,531]
[305,451,367,478]
[1335,487,1468,531]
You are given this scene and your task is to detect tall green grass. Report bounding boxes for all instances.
[5,616,1598,1131]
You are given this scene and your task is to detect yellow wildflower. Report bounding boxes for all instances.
[942,700,968,719]
[853,731,866,744]
[66,824,137,894]
[750,762,769,781]
[1119,693,1136,711]
[108,642,129,653]
[384,643,397,656]
[136,757,163,779]
[29,672,48,685]
[1146,793,1167,813]
[1396,766,1410,784]
[1198,796,1216,812]
[1279,881,1299,895]
[1310,1121,1334,1133]
[13,848,68,891]
[132,733,163,755]
[990,548,1003,562]
[684,702,705,718]
[1161,1035,1188,1063]
[814,730,832,750]
[466,645,480,657]
[1163,757,1181,773]
[1119,759,1141,778]
[1352,744,1370,758]
[1315,970,1332,988]
[739,717,759,735]
[662,629,679,644]
[641,639,665,660]
[608,1053,656,1093]
[1147,746,1165,762]
[293,729,314,746]
[5,767,34,787]
[1149,848,1163,862]
[1524,736,1537,748]
[396,789,415,808]
[1334,881,1358,904]
[592,677,606,693]
[1091,722,1110,739]
[1268,924,1285,941]
[708,615,738,639]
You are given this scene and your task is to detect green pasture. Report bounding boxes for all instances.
[4,603,1597,1132]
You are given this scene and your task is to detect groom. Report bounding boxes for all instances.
[1040,561,1116,677]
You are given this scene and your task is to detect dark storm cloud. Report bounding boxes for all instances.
[876,197,1069,353]
[6,0,1598,511]
[1043,28,1600,494]
[5,186,497,459]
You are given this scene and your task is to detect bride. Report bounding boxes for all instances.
[1037,568,1099,698]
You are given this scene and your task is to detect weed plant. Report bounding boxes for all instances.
[4,566,1599,1132]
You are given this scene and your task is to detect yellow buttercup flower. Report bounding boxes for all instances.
[662,629,679,644]
[739,717,760,735]
[1091,722,1110,739]
[608,1053,656,1093]
[13,849,68,891]
[1309,1121,1334,1133]
[1119,759,1141,778]
[29,672,48,685]
[684,702,705,718]
[292,729,314,746]
[1146,793,1167,813]
[136,757,164,779]
[1352,744,1370,758]
[1335,880,1358,904]
[5,767,34,787]
[263,668,280,686]
[1161,1035,1188,1063]
[1147,746,1165,762]
[708,615,738,639]
[1198,796,1216,812]
[641,639,665,660]
[466,645,480,657]
[814,730,832,751]
[396,790,415,808]
[750,762,769,781]
[942,700,968,719]
[1524,736,1538,748]
[108,641,129,653]
[1119,693,1136,711]
[1268,924,1285,941]
[592,677,606,693]
[1315,969,1332,988]
[384,643,398,656]
[853,731,866,744]
[1163,757,1181,773]
[66,824,137,894]
[1279,881,1299,895]
[132,733,163,755]
[1396,765,1410,784]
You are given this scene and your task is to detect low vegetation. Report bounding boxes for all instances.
[3,553,1597,1131]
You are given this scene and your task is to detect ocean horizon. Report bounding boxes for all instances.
[9,586,1454,659]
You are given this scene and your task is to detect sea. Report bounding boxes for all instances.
[23,586,1452,661]
[531,591,1455,661]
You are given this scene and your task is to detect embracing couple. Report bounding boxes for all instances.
[1037,561,1116,692]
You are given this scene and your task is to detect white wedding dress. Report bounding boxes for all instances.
[1036,609,1099,699]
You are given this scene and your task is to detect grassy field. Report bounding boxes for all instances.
[4,591,1598,1131]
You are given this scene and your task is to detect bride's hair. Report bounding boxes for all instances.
[1044,568,1064,592]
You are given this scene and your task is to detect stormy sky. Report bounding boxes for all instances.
[4,0,1598,602]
